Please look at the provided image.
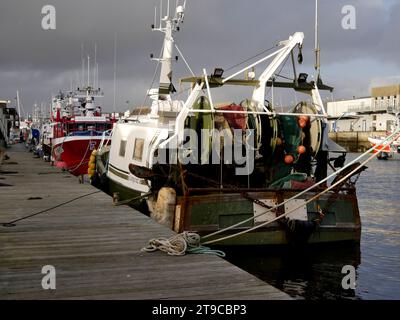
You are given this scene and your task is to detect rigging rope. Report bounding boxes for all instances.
[202,130,400,245]
[224,45,277,72]
[200,129,400,241]
[140,130,399,254]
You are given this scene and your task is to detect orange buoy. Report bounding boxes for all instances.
[298,119,307,128]
[299,115,309,122]
[284,154,294,164]
[298,115,309,128]
[297,145,306,154]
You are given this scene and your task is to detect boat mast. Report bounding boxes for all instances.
[16,90,21,120]
[311,0,327,118]
[113,33,117,113]
[153,0,186,100]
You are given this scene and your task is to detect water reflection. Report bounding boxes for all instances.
[224,154,400,299]
[225,244,361,300]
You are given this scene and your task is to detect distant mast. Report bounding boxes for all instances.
[81,44,85,88]
[93,43,98,90]
[16,90,21,120]
[87,55,90,88]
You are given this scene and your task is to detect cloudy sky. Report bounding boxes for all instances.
[0,0,399,116]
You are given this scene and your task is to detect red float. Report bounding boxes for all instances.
[297,145,306,154]
[284,154,294,164]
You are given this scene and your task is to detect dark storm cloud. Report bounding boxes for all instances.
[0,0,398,114]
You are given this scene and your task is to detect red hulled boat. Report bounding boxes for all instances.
[51,87,114,176]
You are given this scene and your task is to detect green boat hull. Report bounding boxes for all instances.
[105,176,361,246]
[176,190,361,246]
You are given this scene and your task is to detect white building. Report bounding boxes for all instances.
[327,85,400,132]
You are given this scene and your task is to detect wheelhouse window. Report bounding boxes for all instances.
[119,140,127,157]
[133,138,144,161]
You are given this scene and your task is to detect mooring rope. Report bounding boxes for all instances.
[202,130,400,245]
[1,190,101,227]
[113,192,152,206]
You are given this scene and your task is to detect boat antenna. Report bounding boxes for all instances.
[314,0,321,81]
[87,55,90,88]
[93,43,97,90]
[160,0,163,28]
[167,0,170,17]
[96,63,99,90]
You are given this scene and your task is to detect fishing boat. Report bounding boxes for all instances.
[40,120,53,160]
[368,114,400,160]
[93,1,364,246]
[51,86,114,176]
[36,91,74,161]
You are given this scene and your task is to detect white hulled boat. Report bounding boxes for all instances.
[368,113,400,160]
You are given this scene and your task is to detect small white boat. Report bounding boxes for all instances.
[368,114,400,160]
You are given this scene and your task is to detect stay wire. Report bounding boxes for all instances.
[224,45,277,72]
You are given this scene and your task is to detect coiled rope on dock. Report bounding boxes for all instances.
[141,231,225,257]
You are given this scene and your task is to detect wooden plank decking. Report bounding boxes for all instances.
[0,143,290,300]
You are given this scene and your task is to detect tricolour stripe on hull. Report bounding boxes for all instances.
[107,163,150,193]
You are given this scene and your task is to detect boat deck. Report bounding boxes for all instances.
[0,143,290,300]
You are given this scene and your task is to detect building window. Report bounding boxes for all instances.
[389,96,394,107]
[372,115,377,121]
[133,138,144,161]
[119,140,127,157]
[362,120,367,132]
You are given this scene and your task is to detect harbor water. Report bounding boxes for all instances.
[225,153,400,300]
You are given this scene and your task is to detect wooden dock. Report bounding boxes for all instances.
[0,144,290,300]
